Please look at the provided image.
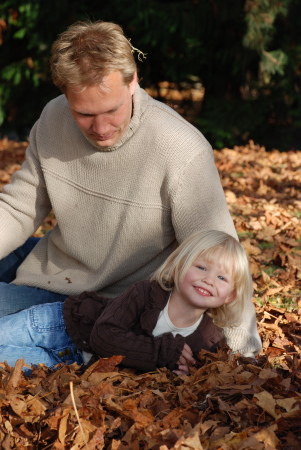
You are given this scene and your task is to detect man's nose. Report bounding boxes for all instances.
[92,115,109,134]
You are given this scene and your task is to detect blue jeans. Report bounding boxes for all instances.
[0,302,84,373]
[0,238,67,317]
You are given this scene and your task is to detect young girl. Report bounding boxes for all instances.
[0,230,261,375]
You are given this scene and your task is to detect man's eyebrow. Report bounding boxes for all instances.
[107,105,120,113]
[74,107,116,115]
[110,99,125,111]
[73,99,124,115]
[76,111,94,115]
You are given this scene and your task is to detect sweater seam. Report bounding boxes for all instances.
[41,168,170,210]
[170,152,210,204]
[149,98,210,142]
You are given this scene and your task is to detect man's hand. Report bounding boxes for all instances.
[173,343,196,376]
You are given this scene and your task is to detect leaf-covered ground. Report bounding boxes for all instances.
[0,138,300,449]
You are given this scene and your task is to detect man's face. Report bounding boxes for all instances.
[67,70,137,148]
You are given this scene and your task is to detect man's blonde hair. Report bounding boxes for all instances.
[50,20,137,93]
[151,230,253,328]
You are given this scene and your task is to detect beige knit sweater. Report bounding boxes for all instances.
[0,84,237,293]
[0,85,262,355]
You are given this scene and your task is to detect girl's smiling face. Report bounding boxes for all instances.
[175,250,237,313]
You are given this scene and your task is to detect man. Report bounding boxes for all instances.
[0,20,261,357]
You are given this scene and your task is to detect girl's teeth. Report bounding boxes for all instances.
[196,287,211,295]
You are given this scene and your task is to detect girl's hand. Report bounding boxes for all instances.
[173,343,196,376]
[173,364,190,376]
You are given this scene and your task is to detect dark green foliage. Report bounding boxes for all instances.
[0,0,300,150]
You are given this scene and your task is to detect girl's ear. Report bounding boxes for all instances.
[225,289,237,304]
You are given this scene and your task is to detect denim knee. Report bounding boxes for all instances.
[0,302,69,348]
[28,302,71,348]
[0,237,40,283]
[0,283,67,318]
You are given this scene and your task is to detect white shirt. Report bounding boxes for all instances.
[152,296,203,338]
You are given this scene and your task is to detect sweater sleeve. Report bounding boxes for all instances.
[89,283,185,372]
[184,313,224,355]
[171,151,238,244]
[0,121,52,258]
[63,290,109,352]
[223,298,262,358]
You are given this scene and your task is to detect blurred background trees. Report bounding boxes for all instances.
[0,0,300,150]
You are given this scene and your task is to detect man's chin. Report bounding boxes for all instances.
[84,133,117,149]
[95,138,115,148]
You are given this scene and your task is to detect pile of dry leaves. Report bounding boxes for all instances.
[0,138,300,449]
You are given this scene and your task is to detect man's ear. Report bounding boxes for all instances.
[225,289,237,304]
[129,72,137,95]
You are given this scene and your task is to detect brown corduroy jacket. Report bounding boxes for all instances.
[63,280,223,372]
